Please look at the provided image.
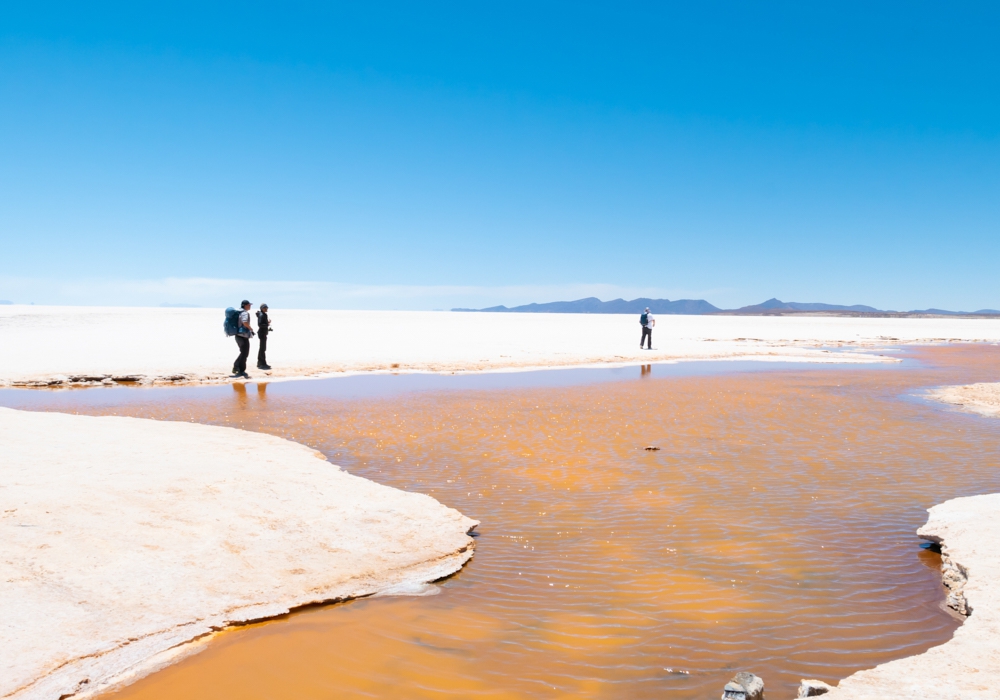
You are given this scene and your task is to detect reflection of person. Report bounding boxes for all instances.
[232,381,248,408]
[232,300,255,378]
[640,307,654,349]
[641,364,651,377]
[256,303,272,370]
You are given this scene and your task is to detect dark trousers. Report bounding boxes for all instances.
[234,335,250,374]
[641,326,652,349]
[257,333,268,367]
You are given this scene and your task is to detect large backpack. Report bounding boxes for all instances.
[223,307,241,337]
[640,312,648,326]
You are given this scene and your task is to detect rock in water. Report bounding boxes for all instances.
[797,679,832,696]
[721,671,764,700]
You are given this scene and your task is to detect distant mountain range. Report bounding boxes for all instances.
[908,307,1000,315]
[454,297,720,315]
[453,296,1000,316]
[731,298,879,313]
[729,298,1000,315]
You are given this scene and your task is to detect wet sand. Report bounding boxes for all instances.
[3,345,999,698]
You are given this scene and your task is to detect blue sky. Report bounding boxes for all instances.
[2,2,999,310]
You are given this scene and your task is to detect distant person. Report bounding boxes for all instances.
[256,303,272,370]
[640,307,654,349]
[232,300,255,377]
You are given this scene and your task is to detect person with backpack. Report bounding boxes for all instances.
[255,303,272,370]
[232,300,255,377]
[640,307,654,349]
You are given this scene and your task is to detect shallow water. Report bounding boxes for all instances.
[4,345,1000,699]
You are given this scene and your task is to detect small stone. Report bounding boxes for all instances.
[723,681,746,699]
[721,671,764,700]
[798,679,833,697]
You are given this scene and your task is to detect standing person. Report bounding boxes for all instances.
[256,303,272,370]
[232,300,255,377]
[640,307,654,349]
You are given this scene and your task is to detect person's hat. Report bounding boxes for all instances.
[241,299,250,306]
[645,307,650,312]
[260,303,268,310]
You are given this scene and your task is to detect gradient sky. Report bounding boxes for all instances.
[3,2,999,310]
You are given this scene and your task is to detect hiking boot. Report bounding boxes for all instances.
[257,364,272,370]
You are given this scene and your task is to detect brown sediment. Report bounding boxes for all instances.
[6,344,1000,699]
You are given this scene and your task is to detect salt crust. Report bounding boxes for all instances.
[7,307,1000,387]
[822,493,1000,699]
[0,407,478,700]
[929,383,1000,418]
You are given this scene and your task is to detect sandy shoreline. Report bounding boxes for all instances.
[0,408,478,700]
[4,306,1000,387]
[821,493,1000,699]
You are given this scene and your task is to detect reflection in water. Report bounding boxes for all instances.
[641,364,652,377]
[231,381,248,409]
[234,381,268,407]
[5,346,1000,699]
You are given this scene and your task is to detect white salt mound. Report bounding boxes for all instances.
[930,382,1000,418]
[0,407,478,700]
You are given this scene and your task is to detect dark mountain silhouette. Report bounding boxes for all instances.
[453,297,721,314]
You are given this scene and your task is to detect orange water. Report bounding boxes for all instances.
[6,346,1000,699]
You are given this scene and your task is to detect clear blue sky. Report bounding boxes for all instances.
[2,2,999,310]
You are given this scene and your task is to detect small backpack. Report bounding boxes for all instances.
[223,307,241,337]
[640,312,648,326]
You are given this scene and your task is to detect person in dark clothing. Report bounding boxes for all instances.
[256,303,272,370]
[639,307,654,349]
[232,299,255,377]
